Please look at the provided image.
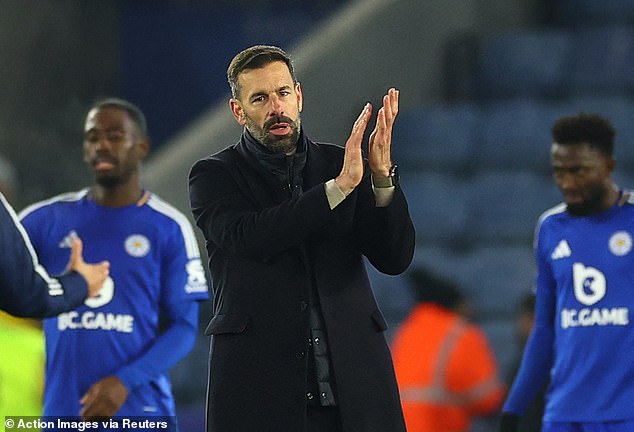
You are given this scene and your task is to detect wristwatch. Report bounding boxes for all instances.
[388,164,399,187]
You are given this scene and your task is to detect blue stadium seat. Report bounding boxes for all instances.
[568,26,634,94]
[466,170,561,244]
[475,30,573,100]
[410,245,535,316]
[410,246,468,280]
[400,172,470,247]
[392,103,480,173]
[458,245,536,317]
[365,260,414,336]
[476,98,566,171]
[479,318,518,381]
[555,0,634,27]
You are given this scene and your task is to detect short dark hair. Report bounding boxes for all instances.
[227,45,297,99]
[551,113,616,156]
[407,267,464,310]
[89,98,148,138]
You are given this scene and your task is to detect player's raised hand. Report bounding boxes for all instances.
[335,103,372,195]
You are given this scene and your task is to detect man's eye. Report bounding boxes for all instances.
[85,132,102,143]
[107,133,124,141]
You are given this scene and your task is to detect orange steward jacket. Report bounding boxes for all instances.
[391,304,504,432]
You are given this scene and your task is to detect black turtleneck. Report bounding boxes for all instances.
[242,129,307,198]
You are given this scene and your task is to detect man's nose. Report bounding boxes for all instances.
[559,172,577,190]
[95,136,111,150]
[269,95,284,115]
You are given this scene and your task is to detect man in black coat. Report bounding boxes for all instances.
[189,45,415,432]
[0,192,109,318]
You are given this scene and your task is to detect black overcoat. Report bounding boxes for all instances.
[189,132,416,431]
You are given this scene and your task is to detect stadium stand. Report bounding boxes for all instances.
[567,26,634,95]
[476,98,564,172]
[392,103,480,174]
[465,170,560,245]
[474,30,573,100]
[554,0,634,27]
[374,7,634,415]
[399,172,471,247]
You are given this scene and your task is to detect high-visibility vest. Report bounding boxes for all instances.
[391,304,504,432]
[0,312,45,418]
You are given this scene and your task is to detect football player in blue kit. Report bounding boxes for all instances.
[500,113,634,432]
[20,98,208,430]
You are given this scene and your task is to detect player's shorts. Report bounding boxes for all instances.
[543,419,634,432]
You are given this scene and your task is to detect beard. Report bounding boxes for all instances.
[245,114,301,154]
[95,174,121,188]
[93,165,135,189]
[565,186,607,216]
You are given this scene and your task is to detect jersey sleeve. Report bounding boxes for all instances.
[116,213,207,390]
[116,300,198,390]
[502,219,556,415]
[160,215,209,307]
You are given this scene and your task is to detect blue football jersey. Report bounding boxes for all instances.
[535,191,634,421]
[20,189,208,418]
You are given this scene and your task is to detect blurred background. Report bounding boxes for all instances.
[2,0,634,430]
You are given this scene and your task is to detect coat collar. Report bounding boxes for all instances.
[235,128,309,204]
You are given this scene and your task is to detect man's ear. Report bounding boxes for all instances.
[296,82,303,113]
[604,154,616,175]
[136,137,150,160]
[230,98,246,125]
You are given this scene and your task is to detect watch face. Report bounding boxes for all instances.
[389,164,399,186]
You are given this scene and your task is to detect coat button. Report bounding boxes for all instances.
[296,350,305,359]
[306,392,314,400]
[300,301,308,311]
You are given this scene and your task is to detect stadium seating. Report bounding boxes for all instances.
[476,98,566,172]
[480,318,521,379]
[366,10,634,431]
[392,103,480,174]
[465,170,560,245]
[399,171,471,247]
[456,246,535,317]
[555,0,634,27]
[474,30,573,100]
[567,26,634,95]
[364,259,415,337]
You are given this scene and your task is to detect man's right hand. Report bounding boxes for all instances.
[498,412,520,432]
[69,237,110,298]
[80,375,128,420]
[335,103,372,195]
